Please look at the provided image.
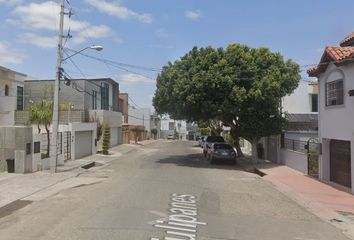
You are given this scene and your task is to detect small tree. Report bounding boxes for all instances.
[29,99,53,158]
[151,128,158,139]
[131,126,144,144]
[102,124,111,155]
[198,128,211,136]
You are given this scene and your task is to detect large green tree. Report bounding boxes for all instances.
[153,44,300,160]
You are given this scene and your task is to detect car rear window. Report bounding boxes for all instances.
[214,144,232,150]
[207,136,225,142]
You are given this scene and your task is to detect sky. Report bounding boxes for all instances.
[1,0,354,110]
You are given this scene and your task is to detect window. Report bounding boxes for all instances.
[16,86,24,110]
[169,122,175,131]
[34,142,40,154]
[4,85,9,96]
[326,80,343,106]
[311,94,318,112]
[101,83,109,110]
[92,90,97,109]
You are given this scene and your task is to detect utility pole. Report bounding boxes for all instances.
[51,0,65,173]
[142,114,145,139]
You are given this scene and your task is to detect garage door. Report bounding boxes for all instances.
[330,140,351,188]
[75,131,92,159]
[111,127,118,146]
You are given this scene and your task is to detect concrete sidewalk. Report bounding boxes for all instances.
[0,140,159,210]
[254,162,354,239]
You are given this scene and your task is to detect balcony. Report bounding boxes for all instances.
[15,110,89,125]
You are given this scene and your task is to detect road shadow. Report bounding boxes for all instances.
[156,153,244,171]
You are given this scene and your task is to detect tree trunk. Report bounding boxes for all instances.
[251,139,258,164]
[37,124,41,133]
[229,127,244,157]
[45,125,50,158]
[234,137,244,157]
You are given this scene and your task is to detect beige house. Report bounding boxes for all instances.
[0,66,28,126]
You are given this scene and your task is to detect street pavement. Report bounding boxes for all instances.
[0,140,350,240]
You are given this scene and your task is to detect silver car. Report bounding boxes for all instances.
[207,143,237,164]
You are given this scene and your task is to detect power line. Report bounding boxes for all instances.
[128,95,140,108]
[64,48,161,74]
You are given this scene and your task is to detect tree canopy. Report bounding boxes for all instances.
[153,44,301,157]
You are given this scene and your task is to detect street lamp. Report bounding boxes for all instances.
[62,45,103,61]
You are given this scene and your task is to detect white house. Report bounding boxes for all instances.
[160,115,187,140]
[308,32,354,193]
[0,66,28,126]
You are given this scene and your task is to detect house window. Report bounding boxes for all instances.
[4,85,9,96]
[311,94,318,112]
[326,80,343,106]
[92,90,97,109]
[101,83,109,110]
[169,122,175,131]
[16,86,24,110]
[34,142,40,154]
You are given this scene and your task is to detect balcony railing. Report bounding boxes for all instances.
[15,110,89,125]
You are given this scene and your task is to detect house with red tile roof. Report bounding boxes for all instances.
[308,32,354,194]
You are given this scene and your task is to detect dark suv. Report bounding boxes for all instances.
[203,136,225,157]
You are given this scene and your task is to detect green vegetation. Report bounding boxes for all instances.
[131,126,144,144]
[198,128,211,136]
[29,99,53,158]
[102,124,111,155]
[151,128,158,139]
[153,44,300,160]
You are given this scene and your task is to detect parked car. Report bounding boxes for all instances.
[207,143,236,164]
[203,135,225,156]
[167,135,175,140]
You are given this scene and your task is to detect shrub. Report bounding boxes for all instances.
[102,124,111,155]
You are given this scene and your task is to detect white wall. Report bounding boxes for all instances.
[317,63,354,193]
[318,64,354,141]
[281,149,308,174]
[282,80,314,113]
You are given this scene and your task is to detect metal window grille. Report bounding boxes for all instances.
[326,80,343,106]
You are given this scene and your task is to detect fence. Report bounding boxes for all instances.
[282,138,308,154]
[15,110,89,125]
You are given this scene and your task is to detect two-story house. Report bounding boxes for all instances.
[308,32,354,193]
[24,78,123,148]
[0,66,28,126]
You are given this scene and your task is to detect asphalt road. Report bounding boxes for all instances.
[0,140,350,240]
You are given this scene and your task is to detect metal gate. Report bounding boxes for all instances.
[307,138,320,178]
[63,131,71,161]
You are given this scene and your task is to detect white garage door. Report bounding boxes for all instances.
[111,127,118,146]
[75,131,92,159]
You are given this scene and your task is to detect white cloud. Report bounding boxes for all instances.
[120,74,155,85]
[11,1,90,32]
[84,0,153,23]
[0,0,22,6]
[20,33,57,49]
[185,10,202,20]
[155,28,170,38]
[8,1,112,48]
[0,42,26,65]
[71,24,112,45]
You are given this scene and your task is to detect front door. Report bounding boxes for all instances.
[330,140,351,188]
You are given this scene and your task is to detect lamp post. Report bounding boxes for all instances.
[51,0,103,172]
